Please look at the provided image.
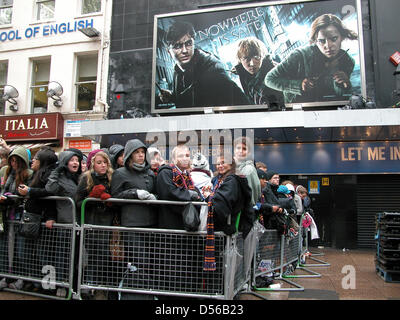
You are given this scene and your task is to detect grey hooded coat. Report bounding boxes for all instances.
[110,139,157,227]
[45,150,82,223]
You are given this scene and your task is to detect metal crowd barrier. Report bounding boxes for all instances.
[76,198,248,300]
[0,195,77,300]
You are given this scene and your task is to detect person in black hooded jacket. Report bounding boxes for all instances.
[211,154,255,238]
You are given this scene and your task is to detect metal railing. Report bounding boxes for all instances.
[0,195,77,300]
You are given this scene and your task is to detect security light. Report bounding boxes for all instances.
[2,85,19,111]
[47,81,63,107]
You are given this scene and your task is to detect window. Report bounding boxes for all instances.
[76,54,98,111]
[81,0,101,15]
[35,0,54,21]
[0,62,8,115]
[31,59,50,113]
[0,0,12,25]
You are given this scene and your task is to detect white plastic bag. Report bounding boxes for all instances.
[198,205,208,231]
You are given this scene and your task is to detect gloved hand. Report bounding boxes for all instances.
[188,190,200,201]
[100,192,111,201]
[89,185,106,198]
[136,189,150,200]
[253,202,261,211]
[146,193,157,201]
[222,224,237,236]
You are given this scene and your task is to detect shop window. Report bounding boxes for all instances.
[0,61,7,115]
[35,0,55,21]
[31,59,50,114]
[81,0,101,15]
[75,54,97,111]
[0,0,12,25]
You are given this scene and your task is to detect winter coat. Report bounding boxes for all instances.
[168,48,250,108]
[45,150,82,223]
[293,193,304,216]
[190,168,212,199]
[23,148,58,222]
[0,147,33,220]
[76,172,114,226]
[236,160,261,206]
[211,174,256,238]
[110,139,157,227]
[156,164,194,230]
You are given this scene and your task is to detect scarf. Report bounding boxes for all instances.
[203,177,223,271]
[132,162,146,172]
[170,164,195,190]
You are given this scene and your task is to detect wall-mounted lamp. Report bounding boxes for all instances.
[2,85,19,111]
[47,81,63,107]
[79,27,100,38]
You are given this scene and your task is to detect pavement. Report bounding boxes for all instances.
[240,247,400,300]
[0,247,399,300]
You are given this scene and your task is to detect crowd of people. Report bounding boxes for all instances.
[0,136,314,299]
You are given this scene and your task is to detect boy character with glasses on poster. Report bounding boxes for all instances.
[158,20,249,109]
[231,37,285,110]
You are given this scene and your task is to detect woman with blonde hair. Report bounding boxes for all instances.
[76,149,114,226]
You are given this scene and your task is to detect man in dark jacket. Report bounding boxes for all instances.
[158,20,249,108]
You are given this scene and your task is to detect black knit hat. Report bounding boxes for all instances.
[265,171,278,181]
[257,169,268,180]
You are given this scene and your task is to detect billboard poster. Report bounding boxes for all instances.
[152,0,364,114]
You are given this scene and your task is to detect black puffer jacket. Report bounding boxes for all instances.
[45,150,82,223]
[76,172,114,226]
[212,174,256,238]
[25,148,58,222]
[110,139,157,227]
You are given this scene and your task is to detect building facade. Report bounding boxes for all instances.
[0,0,112,152]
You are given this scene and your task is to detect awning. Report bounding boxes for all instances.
[8,142,58,151]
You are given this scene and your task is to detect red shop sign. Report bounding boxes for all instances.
[0,112,64,142]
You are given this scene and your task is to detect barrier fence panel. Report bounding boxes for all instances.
[77,198,247,300]
[0,196,77,300]
[299,213,330,268]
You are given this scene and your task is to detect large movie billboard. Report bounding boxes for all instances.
[151,0,365,114]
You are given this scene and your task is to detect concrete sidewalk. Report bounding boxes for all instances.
[0,247,399,300]
[240,247,400,300]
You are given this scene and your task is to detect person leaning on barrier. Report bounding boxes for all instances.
[45,149,82,225]
[18,147,58,228]
[75,150,114,300]
[156,144,202,230]
[76,150,114,226]
[211,154,255,238]
[0,146,34,290]
[16,146,58,292]
[257,171,285,231]
[110,139,157,228]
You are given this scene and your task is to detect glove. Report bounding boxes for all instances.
[188,190,200,201]
[222,224,237,236]
[100,192,111,200]
[253,202,261,211]
[136,189,150,200]
[146,193,157,201]
[89,185,106,198]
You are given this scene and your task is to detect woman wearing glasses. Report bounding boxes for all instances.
[265,14,358,104]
